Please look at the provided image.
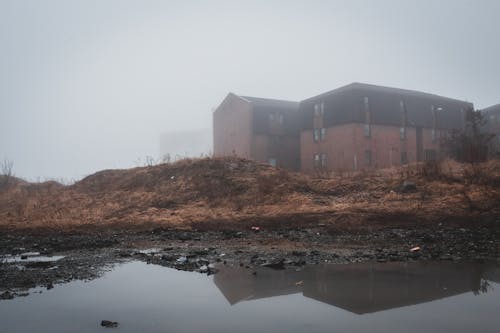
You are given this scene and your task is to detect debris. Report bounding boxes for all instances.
[176,256,187,264]
[101,320,119,328]
[295,280,304,286]
[251,226,261,232]
[410,246,421,252]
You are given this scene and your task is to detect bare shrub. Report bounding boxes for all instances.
[0,159,14,190]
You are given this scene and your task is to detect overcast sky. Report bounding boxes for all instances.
[1,0,499,180]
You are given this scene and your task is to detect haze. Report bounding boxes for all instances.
[1,0,499,181]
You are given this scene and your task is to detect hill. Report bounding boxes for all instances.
[0,157,499,232]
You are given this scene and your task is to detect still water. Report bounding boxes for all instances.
[1,261,499,333]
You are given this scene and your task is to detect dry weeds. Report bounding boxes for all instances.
[0,157,499,232]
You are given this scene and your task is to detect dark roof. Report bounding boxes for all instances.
[300,82,473,130]
[303,82,471,105]
[240,95,299,112]
[482,103,500,114]
[237,95,300,136]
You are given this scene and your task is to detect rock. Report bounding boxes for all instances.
[101,320,119,328]
[0,291,14,300]
[396,180,417,193]
[262,258,285,270]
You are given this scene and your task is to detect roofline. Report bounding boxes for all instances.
[301,82,474,106]
[481,103,500,112]
[238,95,299,105]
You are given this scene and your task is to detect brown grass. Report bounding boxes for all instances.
[0,157,499,232]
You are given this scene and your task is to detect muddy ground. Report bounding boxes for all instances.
[1,220,499,300]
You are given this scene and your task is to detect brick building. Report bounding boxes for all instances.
[482,103,500,156]
[300,83,473,173]
[213,93,301,171]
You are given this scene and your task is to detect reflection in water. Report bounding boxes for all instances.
[214,261,497,314]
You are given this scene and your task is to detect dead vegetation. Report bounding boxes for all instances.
[0,157,499,232]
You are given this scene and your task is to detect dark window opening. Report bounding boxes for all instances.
[365,150,372,166]
[424,149,437,161]
[401,152,408,165]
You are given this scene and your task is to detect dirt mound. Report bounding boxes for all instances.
[0,157,499,231]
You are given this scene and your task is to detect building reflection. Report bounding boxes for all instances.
[213,261,498,314]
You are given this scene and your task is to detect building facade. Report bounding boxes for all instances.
[213,84,473,173]
[482,103,500,157]
[213,93,301,171]
[299,83,473,173]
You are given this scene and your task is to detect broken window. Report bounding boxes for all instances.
[365,149,372,166]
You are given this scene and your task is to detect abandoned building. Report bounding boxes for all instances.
[482,103,500,156]
[213,93,301,171]
[213,83,473,173]
[300,83,473,172]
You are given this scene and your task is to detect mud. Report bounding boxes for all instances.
[1,222,499,300]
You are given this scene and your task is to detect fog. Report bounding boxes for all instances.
[1,0,499,180]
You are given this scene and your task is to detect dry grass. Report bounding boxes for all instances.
[0,157,499,232]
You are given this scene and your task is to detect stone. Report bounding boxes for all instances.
[101,320,118,328]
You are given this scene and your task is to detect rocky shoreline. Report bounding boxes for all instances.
[1,223,499,300]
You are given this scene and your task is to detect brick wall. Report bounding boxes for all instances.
[301,123,443,173]
[213,94,253,159]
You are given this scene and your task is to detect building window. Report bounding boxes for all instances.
[314,102,324,117]
[313,154,320,168]
[364,124,371,137]
[268,158,277,167]
[431,106,437,143]
[320,128,326,141]
[364,150,372,166]
[364,97,371,137]
[269,113,275,122]
[314,153,327,169]
[401,152,408,165]
[313,129,320,142]
[424,149,437,161]
[400,101,407,140]
[320,153,327,168]
[278,113,284,124]
[400,127,406,140]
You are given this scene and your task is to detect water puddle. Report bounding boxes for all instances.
[1,254,65,263]
[1,261,499,332]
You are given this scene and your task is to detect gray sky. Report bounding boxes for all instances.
[1,0,499,180]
